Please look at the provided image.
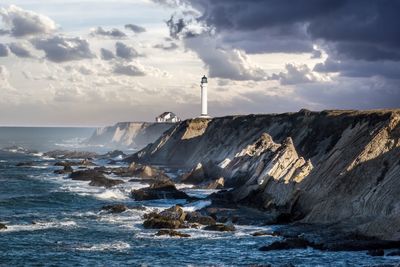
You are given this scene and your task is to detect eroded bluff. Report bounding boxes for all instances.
[128,109,400,240]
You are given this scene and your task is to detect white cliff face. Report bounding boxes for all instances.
[86,122,174,149]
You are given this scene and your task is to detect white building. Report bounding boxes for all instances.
[155,112,181,123]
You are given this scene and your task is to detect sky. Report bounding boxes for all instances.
[0,0,399,126]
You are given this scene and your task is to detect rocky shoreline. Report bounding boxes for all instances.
[3,109,400,260]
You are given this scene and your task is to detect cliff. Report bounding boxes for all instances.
[86,122,174,149]
[130,109,400,241]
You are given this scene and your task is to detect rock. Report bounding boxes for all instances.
[203,223,235,232]
[88,177,124,188]
[79,159,97,166]
[16,161,34,167]
[180,161,223,185]
[155,229,190,238]
[186,211,216,226]
[100,150,127,159]
[143,217,182,229]
[44,150,98,159]
[143,205,186,229]
[367,249,384,256]
[131,180,190,201]
[0,223,7,230]
[69,170,124,188]
[101,204,127,213]
[387,250,400,256]
[252,231,271,237]
[128,163,170,181]
[198,177,225,189]
[259,237,313,251]
[54,165,73,174]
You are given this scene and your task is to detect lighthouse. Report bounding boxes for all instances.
[200,75,209,118]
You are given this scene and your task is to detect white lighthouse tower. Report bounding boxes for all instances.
[200,75,210,118]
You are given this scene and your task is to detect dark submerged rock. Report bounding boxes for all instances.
[16,161,34,167]
[259,237,313,251]
[0,223,7,230]
[155,229,190,238]
[54,165,73,174]
[101,204,127,213]
[367,249,385,256]
[131,180,190,201]
[69,170,124,188]
[203,223,235,232]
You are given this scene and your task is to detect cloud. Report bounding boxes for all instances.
[185,34,267,81]
[124,24,146,34]
[113,62,146,76]
[115,41,140,59]
[181,0,400,62]
[270,63,330,85]
[90,26,127,38]
[153,42,179,51]
[314,58,400,80]
[8,42,32,58]
[0,5,57,37]
[0,44,9,57]
[100,48,115,60]
[32,35,95,62]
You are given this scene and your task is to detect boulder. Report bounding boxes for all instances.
[180,161,222,185]
[101,204,127,213]
[0,223,7,230]
[54,165,73,174]
[155,229,190,238]
[128,163,170,181]
[203,223,235,232]
[186,211,216,226]
[70,170,124,188]
[143,205,186,229]
[131,180,190,201]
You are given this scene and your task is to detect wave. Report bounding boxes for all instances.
[94,189,128,200]
[74,241,131,252]
[3,220,77,233]
[182,200,212,212]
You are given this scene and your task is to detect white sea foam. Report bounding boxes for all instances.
[182,200,212,212]
[175,183,194,189]
[95,189,128,200]
[0,160,7,162]
[75,241,131,252]
[3,220,77,233]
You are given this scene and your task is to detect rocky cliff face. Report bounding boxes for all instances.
[130,109,400,241]
[86,122,174,149]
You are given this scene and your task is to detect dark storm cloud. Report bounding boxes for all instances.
[314,58,400,80]
[0,43,9,57]
[115,42,140,59]
[166,16,187,39]
[180,0,400,62]
[100,48,115,60]
[124,24,146,34]
[32,36,95,62]
[90,26,127,38]
[8,42,32,57]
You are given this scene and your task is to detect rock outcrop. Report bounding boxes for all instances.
[69,170,124,188]
[129,109,400,241]
[85,122,174,149]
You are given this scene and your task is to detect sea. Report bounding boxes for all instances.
[0,127,399,266]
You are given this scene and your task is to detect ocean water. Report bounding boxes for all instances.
[0,128,399,266]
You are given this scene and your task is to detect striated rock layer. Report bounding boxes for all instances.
[86,122,174,149]
[129,109,400,241]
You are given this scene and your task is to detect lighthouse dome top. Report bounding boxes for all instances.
[201,75,208,83]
